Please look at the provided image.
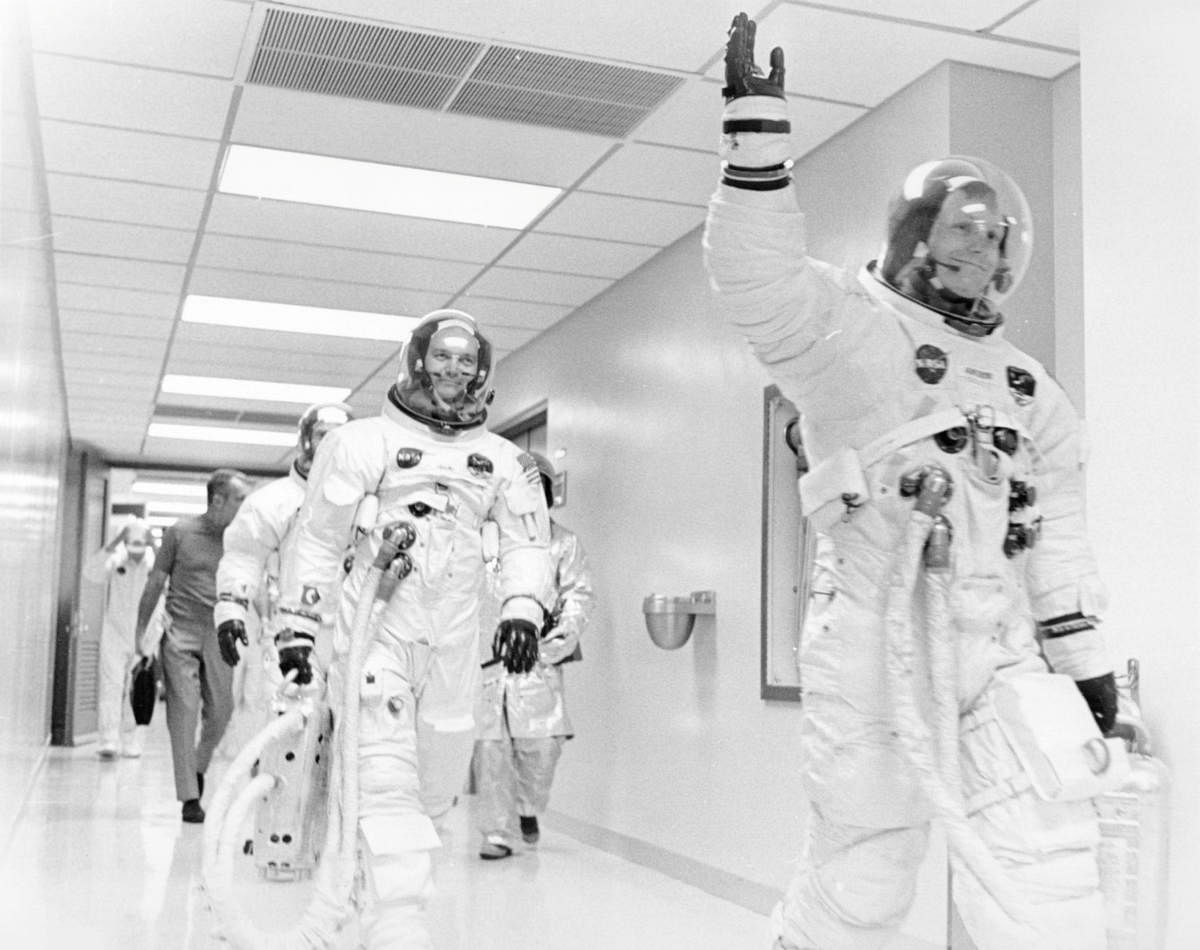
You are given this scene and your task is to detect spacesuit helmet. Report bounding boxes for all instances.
[389,309,494,432]
[296,402,353,476]
[527,451,556,509]
[874,156,1032,337]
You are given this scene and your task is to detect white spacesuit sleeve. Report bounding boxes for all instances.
[215,488,286,627]
[704,180,871,412]
[280,424,376,631]
[541,528,595,665]
[489,454,553,629]
[1025,379,1111,681]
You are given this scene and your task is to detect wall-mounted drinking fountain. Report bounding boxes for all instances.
[642,590,717,650]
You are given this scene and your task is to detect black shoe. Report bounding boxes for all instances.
[519,815,540,844]
[196,772,205,799]
[182,799,205,823]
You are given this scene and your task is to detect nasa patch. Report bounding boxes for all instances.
[395,447,423,468]
[467,452,494,477]
[915,344,948,384]
[301,585,321,607]
[1007,366,1036,406]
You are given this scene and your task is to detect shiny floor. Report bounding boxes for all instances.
[1,720,772,950]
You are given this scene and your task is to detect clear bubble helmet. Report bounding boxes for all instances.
[873,156,1033,336]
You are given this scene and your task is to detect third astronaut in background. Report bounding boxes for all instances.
[275,309,552,948]
[474,451,595,860]
[704,13,1120,950]
[213,401,353,749]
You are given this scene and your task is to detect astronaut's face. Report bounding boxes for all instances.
[926,189,1005,299]
[424,329,480,406]
[124,530,150,561]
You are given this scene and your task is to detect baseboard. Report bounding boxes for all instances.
[545,808,782,917]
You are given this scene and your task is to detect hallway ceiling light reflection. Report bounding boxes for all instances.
[144,500,206,516]
[146,423,295,446]
[161,374,351,405]
[219,145,562,229]
[182,295,418,341]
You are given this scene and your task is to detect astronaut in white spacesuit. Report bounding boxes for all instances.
[275,309,553,949]
[213,402,353,750]
[474,451,595,860]
[704,14,1119,950]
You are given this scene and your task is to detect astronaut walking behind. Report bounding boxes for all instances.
[704,14,1121,950]
[276,309,553,948]
[474,451,595,860]
[213,401,353,754]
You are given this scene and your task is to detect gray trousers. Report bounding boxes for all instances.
[160,624,234,802]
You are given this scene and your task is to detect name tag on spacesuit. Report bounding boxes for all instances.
[994,672,1130,802]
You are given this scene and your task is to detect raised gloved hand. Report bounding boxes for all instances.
[1074,672,1119,735]
[492,619,541,675]
[278,639,314,686]
[216,619,248,667]
[723,12,786,102]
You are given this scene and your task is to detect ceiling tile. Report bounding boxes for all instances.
[41,121,221,189]
[580,143,718,206]
[54,252,186,293]
[206,194,518,263]
[63,353,164,377]
[495,233,660,279]
[47,174,208,230]
[196,234,482,293]
[30,0,252,76]
[34,54,234,139]
[164,341,382,385]
[60,331,169,362]
[534,192,705,246]
[188,266,449,317]
[635,78,867,159]
[466,268,611,307]
[232,86,613,187]
[57,306,176,336]
[452,296,572,332]
[172,322,394,361]
[52,217,196,263]
[992,0,1079,50]
[789,1,1033,32]
[715,5,1078,106]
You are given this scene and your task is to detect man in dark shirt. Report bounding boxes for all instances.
[136,468,250,823]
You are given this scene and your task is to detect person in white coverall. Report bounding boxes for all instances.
[275,309,553,948]
[703,14,1120,950]
[213,402,353,752]
[474,451,594,860]
[83,517,156,759]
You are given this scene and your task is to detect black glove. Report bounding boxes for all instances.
[278,642,314,686]
[217,619,247,667]
[1074,672,1119,735]
[492,619,541,675]
[723,12,786,102]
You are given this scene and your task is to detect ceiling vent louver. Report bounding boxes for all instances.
[246,7,683,138]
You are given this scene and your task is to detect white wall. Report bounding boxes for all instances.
[490,61,1063,938]
[0,1,71,851]
[1080,4,1200,947]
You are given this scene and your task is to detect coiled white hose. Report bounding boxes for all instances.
[202,562,387,948]
[884,508,1035,934]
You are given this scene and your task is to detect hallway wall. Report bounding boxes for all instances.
[0,2,72,853]
[489,61,1070,925]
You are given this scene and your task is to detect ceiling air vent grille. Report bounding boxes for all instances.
[246,7,683,138]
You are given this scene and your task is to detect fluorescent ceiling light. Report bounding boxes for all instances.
[131,480,207,498]
[219,144,561,229]
[183,295,417,342]
[147,422,295,447]
[162,374,351,405]
[146,516,178,529]
[145,500,207,516]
